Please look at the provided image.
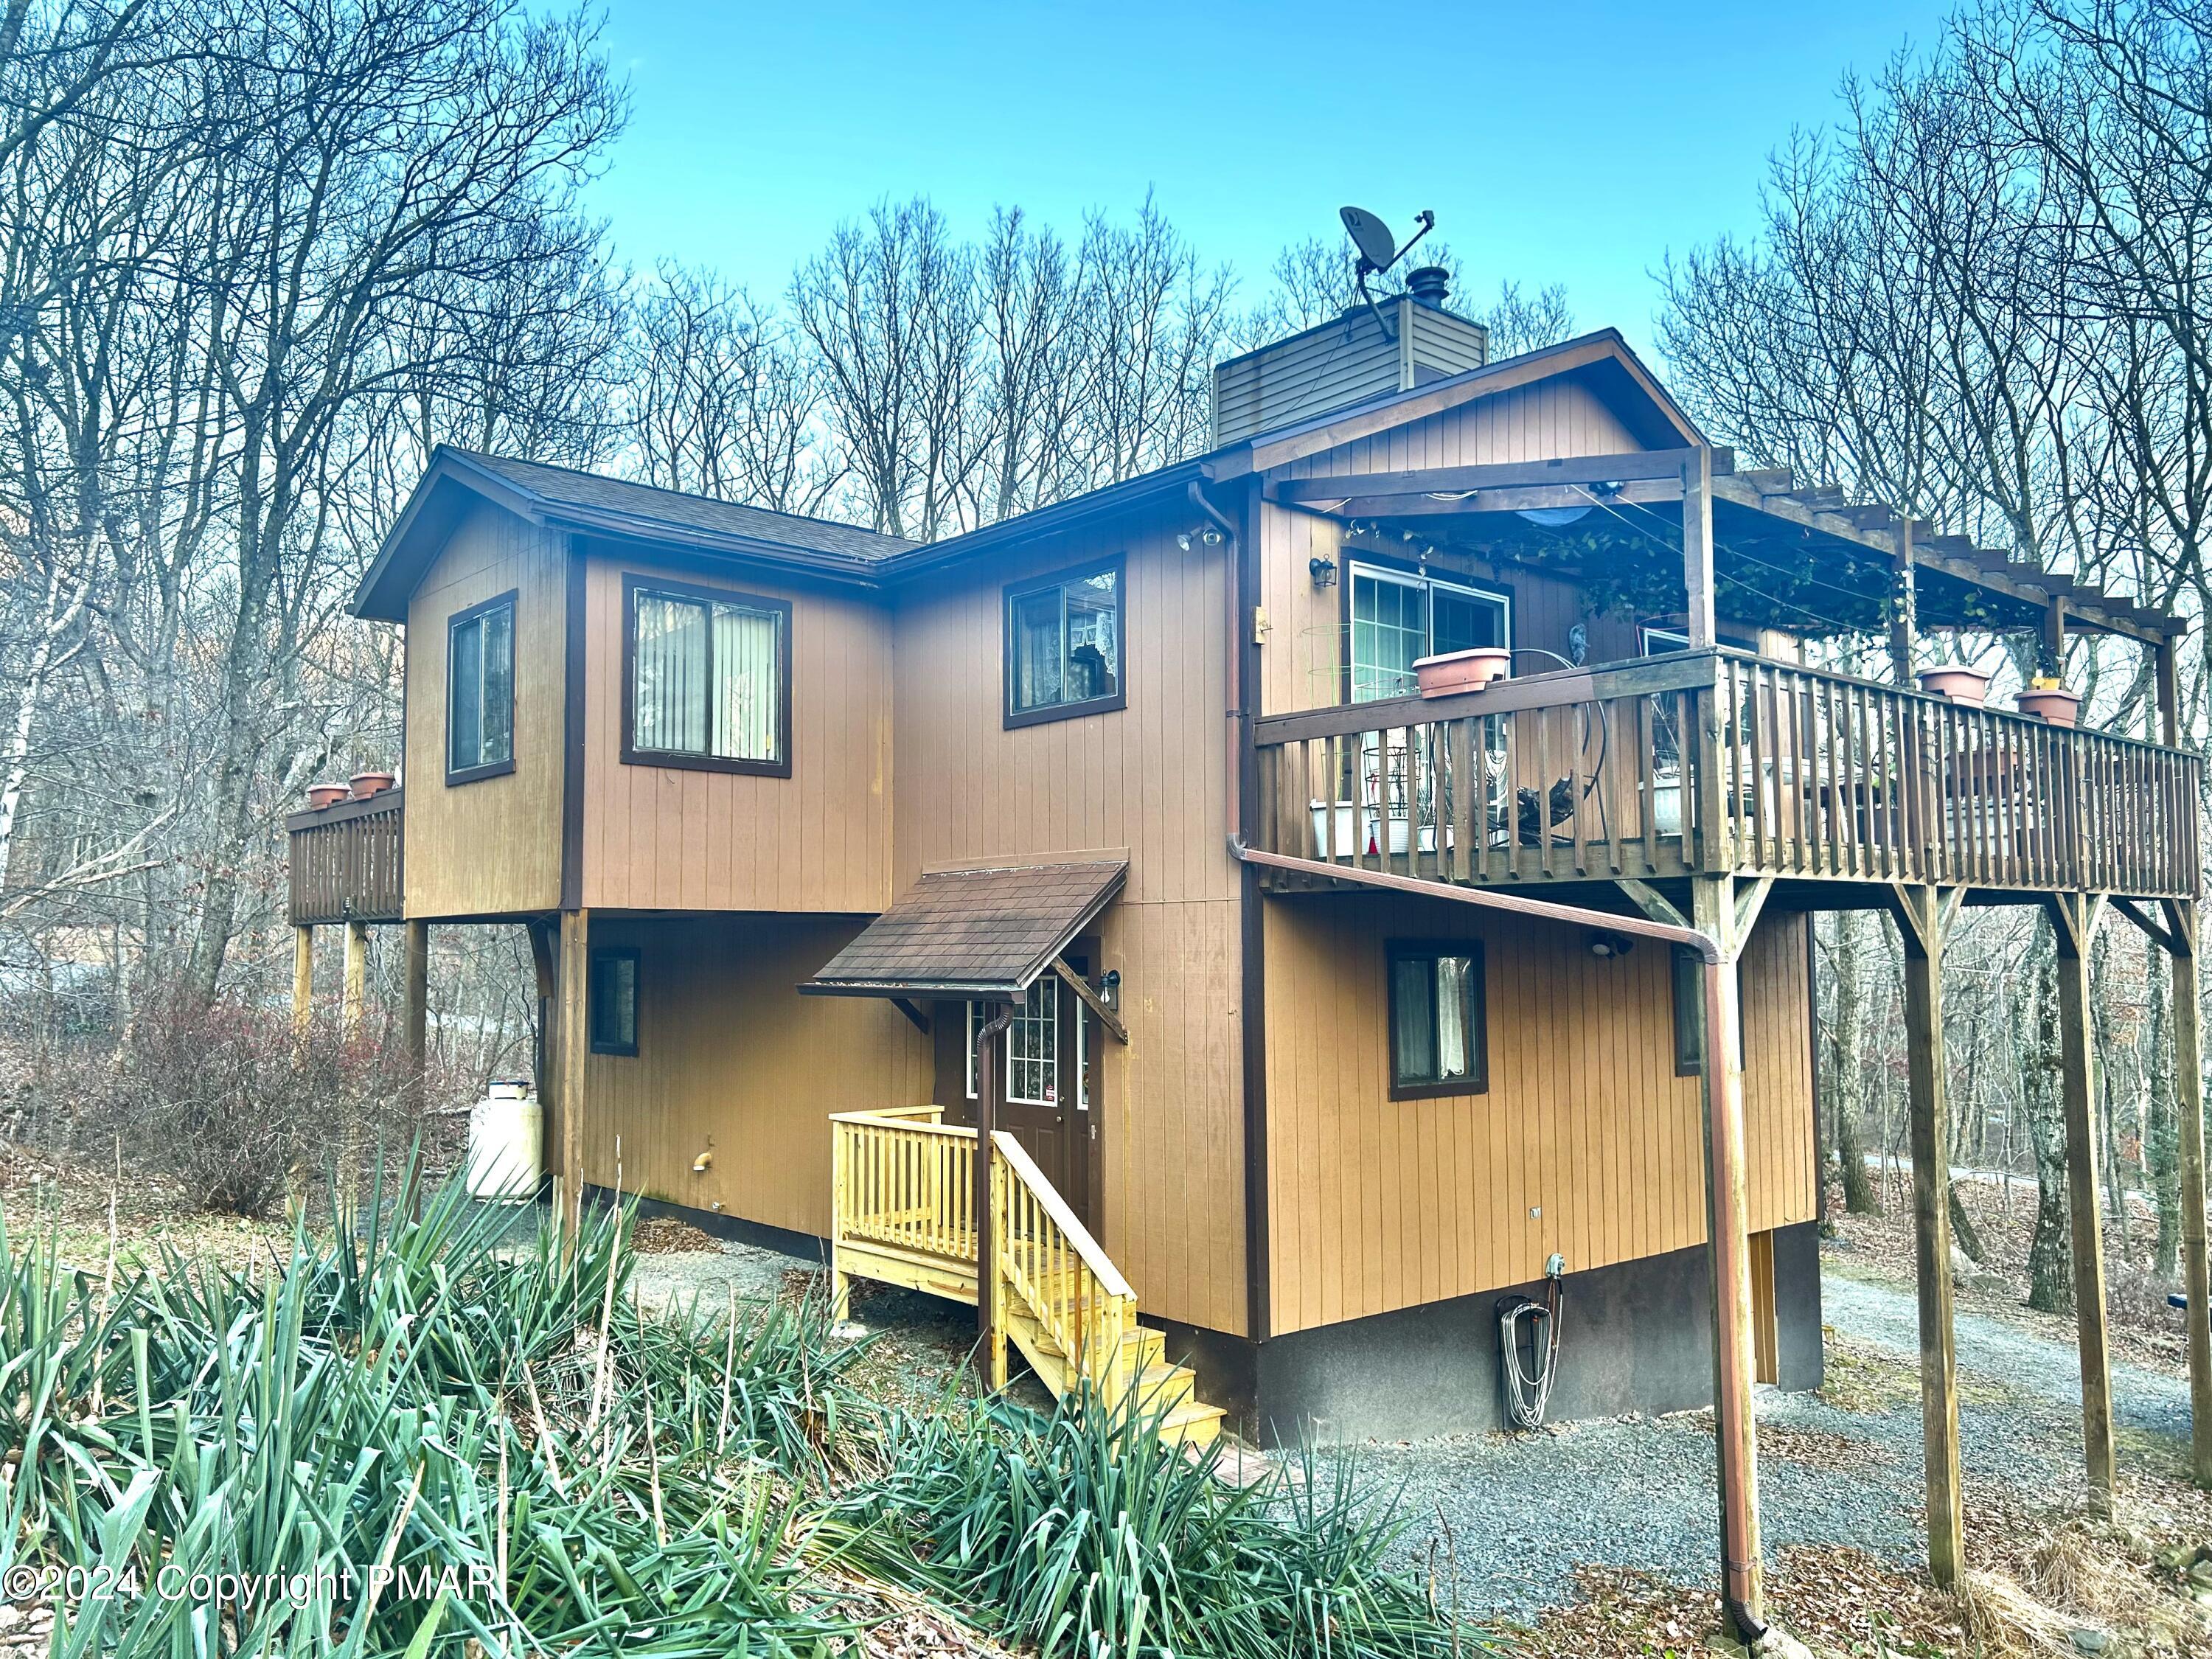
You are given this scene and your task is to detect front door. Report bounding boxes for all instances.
[934,961,1096,1231]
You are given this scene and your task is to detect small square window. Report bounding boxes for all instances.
[1387,940,1487,1099]
[590,947,639,1056]
[1004,560,1124,726]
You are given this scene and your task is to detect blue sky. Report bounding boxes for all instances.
[584,2,1952,356]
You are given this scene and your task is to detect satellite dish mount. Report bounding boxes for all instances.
[1340,206,1436,341]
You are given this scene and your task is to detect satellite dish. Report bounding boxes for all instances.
[1335,206,1438,341]
[1340,206,1399,274]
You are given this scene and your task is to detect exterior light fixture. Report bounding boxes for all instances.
[1100,969,1121,1011]
[1310,556,1338,588]
[1587,931,1635,959]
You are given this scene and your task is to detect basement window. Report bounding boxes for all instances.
[1387,939,1487,1099]
[446,591,516,784]
[590,947,639,1057]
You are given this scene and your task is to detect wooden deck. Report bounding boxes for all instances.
[286,790,406,924]
[1253,647,2200,900]
[829,1105,1223,1444]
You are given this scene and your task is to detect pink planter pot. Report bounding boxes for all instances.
[349,771,396,799]
[2014,687,2081,727]
[1413,647,1513,698]
[1916,667,1992,708]
[307,782,349,810]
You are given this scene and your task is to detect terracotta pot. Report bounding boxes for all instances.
[307,782,349,810]
[349,770,395,799]
[1413,646,1513,698]
[2015,686,2082,728]
[1916,666,1992,708]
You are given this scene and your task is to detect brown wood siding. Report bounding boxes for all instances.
[1261,893,1815,1337]
[579,551,894,914]
[403,501,565,918]
[888,506,1247,1335]
[580,913,931,1237]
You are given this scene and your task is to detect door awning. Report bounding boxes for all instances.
[800,858,1127,1001]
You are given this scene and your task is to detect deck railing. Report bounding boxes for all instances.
[829,1105,1138,1392]
[1253,649,2201,898]
[286,790,405,924]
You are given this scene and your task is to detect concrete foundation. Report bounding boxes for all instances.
[1155,1222,1823,1446]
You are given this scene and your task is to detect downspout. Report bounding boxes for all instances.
[1193,478,1276,1346]
[1225,838,1767,1643]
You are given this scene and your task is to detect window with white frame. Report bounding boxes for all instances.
[1006,978,1058,1105]
[1349,563,1510,702]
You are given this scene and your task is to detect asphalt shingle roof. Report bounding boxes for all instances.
[801,860,1127,1000]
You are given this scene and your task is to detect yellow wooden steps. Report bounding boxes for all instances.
[830,1107,1226,1451]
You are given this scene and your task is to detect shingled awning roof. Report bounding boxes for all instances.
[800,859,1127,1001]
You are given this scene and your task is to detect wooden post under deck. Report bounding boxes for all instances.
[1895,885,1964,1588]
[2170,902,2212,1487]
[556,909,590,1254]
[403,919,429,1085]
[2053,891,2115,1511]
[1692,874,1762,1623]
[341,919,369,1038]
[292,925,314,1038]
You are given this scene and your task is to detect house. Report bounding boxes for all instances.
[291,274,2207,1623]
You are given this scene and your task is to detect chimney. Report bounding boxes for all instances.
[1405,265,1450,308]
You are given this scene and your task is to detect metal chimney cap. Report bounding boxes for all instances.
[1405,265,1450,307]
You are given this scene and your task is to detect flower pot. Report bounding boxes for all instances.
[307,782,349,810]
[1413,646,1512,698]
[349,770,395,799]
[2014,686,2081,727]
[1916,666,1992,708]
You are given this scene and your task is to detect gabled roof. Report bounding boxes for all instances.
[799,859,1127,1001]
[353,447,916,621]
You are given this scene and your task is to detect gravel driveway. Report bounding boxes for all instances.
[1366,1259,2191,1621]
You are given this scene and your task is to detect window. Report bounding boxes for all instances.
[623,576,791,776]
[1350,564,1510,702]
[1387,940,1487,1099]
[590,947,639,1056]
[447,592,515,782]
[1006,979,1059,1104]
[1641,623,1691,655]
[1005,560,1124,726]
[1672,947,1745,1077]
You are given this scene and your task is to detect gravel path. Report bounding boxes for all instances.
[1821,1267,2190,1442]
[1366,1259,2191,1621]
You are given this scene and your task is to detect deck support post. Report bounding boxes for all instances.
[292,925,314,1040]
[973,1001,1015,1390]
[1691,874,1763,1627]
[1892,883,1964,1588]
[341,918,369,1039]
[2170,902,2212,1487]
[403,919,429,1088]
[556,909,590,1256]
[1683,448,1717,649]
[2051,890,2115,1512]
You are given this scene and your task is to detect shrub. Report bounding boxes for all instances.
[52,987,442,1217]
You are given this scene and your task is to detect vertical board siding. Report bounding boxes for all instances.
[889,507,1247,1335]
[403,502,565,917]
[582,914,931,1238]
[579,552,893,914]
[1262,894,1815,1337]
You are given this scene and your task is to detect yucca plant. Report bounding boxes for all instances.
[0,1159,870,1655]
[823,1384,1486,1659]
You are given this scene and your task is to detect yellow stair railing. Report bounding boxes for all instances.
[828,1105,1223,1446]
